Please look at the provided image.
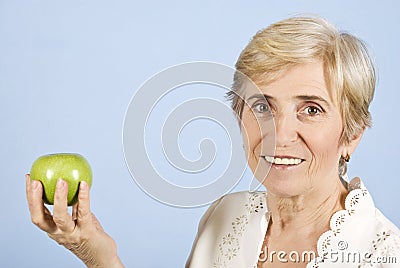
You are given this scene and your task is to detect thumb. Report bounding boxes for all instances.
[92,214,105,232]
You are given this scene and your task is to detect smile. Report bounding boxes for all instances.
[261,156,303,165]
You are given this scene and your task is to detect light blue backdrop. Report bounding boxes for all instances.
[1,0,399,267]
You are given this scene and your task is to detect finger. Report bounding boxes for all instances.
[26,175,57,232]
[77,181,92,227]
[25,174,30,198]
[44,205,52,216]
[72,204,78,221]
[53,179,75,233]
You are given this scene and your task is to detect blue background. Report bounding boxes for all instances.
[1,0,399,267]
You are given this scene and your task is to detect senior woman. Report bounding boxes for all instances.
[26,16,400,267]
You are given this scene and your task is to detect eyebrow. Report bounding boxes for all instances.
[246,94,331,108]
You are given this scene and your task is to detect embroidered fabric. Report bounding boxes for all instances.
[213,192,266,268]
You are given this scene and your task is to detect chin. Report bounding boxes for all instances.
[261,176,308,198]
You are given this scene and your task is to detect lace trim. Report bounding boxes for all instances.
[307,177,374,267]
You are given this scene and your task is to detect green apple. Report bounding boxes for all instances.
[30,153,92,206]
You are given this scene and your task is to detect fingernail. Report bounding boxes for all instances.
[80,181,88,190]
[57,179,64,189]
[31,180,39,190]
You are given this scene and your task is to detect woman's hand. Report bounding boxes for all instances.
[26,174,125,268]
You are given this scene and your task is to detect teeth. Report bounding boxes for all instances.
[263,156,302,165]
[265,156,274,163]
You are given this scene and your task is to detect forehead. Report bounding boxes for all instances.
[242,61,336,104]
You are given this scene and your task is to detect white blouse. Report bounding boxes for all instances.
[186,178,400,267]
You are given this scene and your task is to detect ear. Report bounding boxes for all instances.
[342,128,365,157]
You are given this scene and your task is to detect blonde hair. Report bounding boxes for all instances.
[227,16,376,145]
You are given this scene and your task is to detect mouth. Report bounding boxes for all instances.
[261,155,304,166]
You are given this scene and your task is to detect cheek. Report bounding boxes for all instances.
[241,112,275,174]
[306,123,343,173]
[241,115,260,157]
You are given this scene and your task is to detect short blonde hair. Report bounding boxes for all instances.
[227,16,376,145]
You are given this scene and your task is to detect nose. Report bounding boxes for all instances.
[274,112,298,147]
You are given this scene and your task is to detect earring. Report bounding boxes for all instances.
[338,155,349,182]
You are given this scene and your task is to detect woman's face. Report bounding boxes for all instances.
[241,61,352,198]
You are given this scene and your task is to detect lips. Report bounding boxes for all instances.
[261,155,304,165]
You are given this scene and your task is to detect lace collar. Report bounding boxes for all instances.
[306,177,376,267]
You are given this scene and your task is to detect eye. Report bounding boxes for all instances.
[252,103,270,114]
[304,106,322,116]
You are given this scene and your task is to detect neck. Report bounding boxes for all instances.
[266,177,348,237]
